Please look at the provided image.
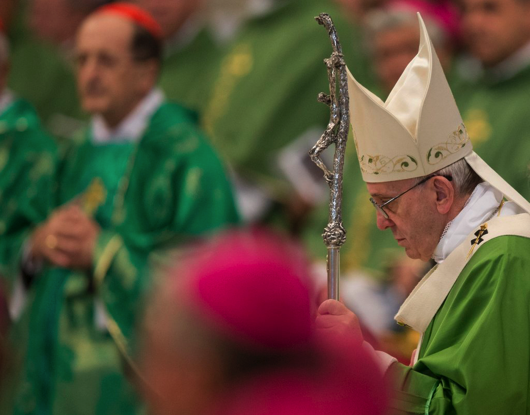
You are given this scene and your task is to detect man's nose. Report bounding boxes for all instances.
[79,58,100,81]
[376,211,394,230]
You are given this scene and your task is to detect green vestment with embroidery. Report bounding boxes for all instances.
[386,234,530,414]
[2,102,239,415]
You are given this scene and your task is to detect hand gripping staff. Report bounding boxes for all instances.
[309,13,350,301]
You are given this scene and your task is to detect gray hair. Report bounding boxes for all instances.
[416,158,484,197]
[363,8,448,53]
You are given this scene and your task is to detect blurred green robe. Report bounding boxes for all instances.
[201,0,375,206]
[2,102,239,415]
[386,225,530,414]
[454,64,530,200]
[0,96,58,281]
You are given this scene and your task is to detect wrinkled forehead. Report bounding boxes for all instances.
[366,177,417,197]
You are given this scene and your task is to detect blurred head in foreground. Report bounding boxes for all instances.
[141,229,388,415]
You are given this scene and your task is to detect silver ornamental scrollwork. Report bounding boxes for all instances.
[323,222,346,247]
[427,123,470,165]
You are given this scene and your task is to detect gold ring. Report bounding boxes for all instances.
[45,234,58,250]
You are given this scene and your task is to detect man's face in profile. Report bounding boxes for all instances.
[367,178,443,261]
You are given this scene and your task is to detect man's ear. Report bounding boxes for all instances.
[432,176,454,214]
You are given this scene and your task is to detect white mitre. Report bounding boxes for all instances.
[347,13,530,213]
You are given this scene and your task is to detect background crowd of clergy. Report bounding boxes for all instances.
[0,0,529,412]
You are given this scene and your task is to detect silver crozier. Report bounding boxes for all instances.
[309,13,350,301]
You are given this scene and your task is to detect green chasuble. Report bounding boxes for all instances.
[0,97,58,281]
[201,0,375,203]
[386,234,530,414]
[454,64,530,200]
[3,102,239,415]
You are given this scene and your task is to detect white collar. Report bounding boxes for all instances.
[0,89,14,116]
[432,182,524,263]
[91,88,165,144]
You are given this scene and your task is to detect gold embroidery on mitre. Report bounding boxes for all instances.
[427,123,470,165]
[359,154,418,175]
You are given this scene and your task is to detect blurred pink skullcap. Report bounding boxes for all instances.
[215,335,389,415]
[388,0,460,42]
[176,228,315,350]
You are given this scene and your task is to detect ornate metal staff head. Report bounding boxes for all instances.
[309,13,350,300]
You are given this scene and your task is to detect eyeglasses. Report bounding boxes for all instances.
[369,175,453,219]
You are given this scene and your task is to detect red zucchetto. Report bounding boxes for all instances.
[94,3,162,39]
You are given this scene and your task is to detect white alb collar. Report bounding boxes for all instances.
[91,88,165,143]
[0,89,14,116]
[432,182,523,263]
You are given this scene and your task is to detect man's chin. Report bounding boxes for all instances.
[403,247,421,260]
[403,248,431,262]
[81,99,108,116]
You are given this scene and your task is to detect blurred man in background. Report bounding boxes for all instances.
[199,0,374,230]
[363,0,458,95]
[1,4,238,414]
[455,0,530,199]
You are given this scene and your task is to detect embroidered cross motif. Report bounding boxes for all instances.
[467,224,488,260]
[470,228,489,246]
